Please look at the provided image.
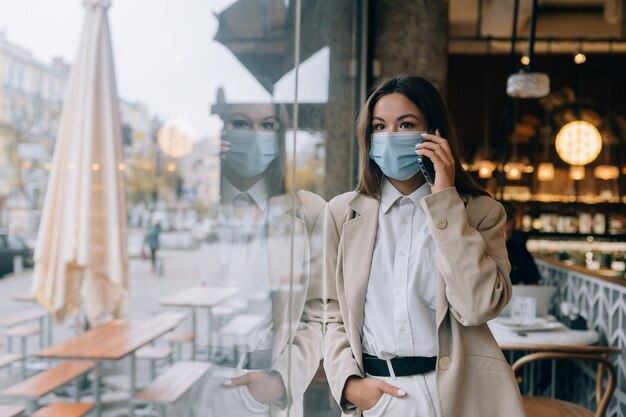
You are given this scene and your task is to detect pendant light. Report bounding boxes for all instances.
[537,125,555,181]
[505,96,524,181]
[569,165,585,181]
[594,41,619,181]
[475,39,496,179]
[537,41,554,182]
[506,0,550,99]
[555,120,602,165]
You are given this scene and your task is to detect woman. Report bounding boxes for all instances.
[188,98,326,417]
[323,76,525,417]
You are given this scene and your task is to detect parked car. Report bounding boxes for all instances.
[0,230,34,277]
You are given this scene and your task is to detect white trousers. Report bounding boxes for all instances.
[360,371,439,417]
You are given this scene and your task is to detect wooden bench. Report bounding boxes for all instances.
[0,405,25,417]
[32,402,95,417]
[1,309,50,363]
[162,332,194,360]
[2,361,94,411]
[5,326,43,378]
[136,346,173,380]
[0,354,22,371]
[133,361,212,416]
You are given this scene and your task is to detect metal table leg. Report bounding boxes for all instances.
[191,308,197,360]
[93,361,102,417]
[129,353,137,417]
[207,308,214,358]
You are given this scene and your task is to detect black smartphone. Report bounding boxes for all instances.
[417,127,438,185]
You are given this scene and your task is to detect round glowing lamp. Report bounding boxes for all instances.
[555,121,602,166]
[157,119,196,158]
[574,53,586,65]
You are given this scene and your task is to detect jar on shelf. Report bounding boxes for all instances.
[593,212,606,235]
[579,212,592,234]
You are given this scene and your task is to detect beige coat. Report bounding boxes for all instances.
[268,190,326,413]
[323,187,525,417]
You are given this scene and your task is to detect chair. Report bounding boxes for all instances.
[512,346,621,417]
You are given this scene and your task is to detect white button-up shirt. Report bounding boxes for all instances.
[214,177,273,351]
[362,179,438,359]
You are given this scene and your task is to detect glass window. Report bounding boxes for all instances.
[7,235,25,250]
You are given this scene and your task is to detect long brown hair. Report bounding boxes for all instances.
[356,76,489,199]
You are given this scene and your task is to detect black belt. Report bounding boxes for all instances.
[363,353,437,377]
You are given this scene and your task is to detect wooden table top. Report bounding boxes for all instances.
[159,286,237,308]
[0,405,25,417]
[10,293,36,302]
[35,313,181,361]
[0,308,48,327]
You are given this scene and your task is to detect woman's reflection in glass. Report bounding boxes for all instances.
[187,92,325,417]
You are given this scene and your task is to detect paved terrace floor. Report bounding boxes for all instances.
[0,235,339,417]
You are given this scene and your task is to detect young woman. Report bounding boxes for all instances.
[323,76,525,417]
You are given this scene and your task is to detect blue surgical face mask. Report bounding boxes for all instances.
[369,131,424,181]
[223,130,280,178]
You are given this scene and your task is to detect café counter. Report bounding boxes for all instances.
[532,254,626,413]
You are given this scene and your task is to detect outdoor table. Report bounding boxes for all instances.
[35,313,183,417]
[9,293,36,303]
[159,286,238,359]
[489,318,600,397]
[0,307,52,348]
[0,405,25,417]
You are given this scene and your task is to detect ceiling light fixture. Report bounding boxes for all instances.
[594,165,619,180]
[569,165,585,181]
[555,121,602,166]
[506,0,550,98]
[574,40,586,65]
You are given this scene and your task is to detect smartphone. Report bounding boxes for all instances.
[417,127,439,185]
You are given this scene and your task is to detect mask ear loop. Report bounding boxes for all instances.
[385,359,397,379]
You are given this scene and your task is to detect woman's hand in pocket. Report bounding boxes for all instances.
[225,371,286,405]
[342,376,406,410]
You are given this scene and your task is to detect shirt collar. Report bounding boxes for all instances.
[221,176,269,210]
[380,178,431,214]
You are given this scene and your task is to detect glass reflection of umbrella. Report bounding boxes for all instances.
[214,0,321,93]
[32,0,128,327]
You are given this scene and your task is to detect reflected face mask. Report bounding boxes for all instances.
[223,130,280,178]
[369,131,423,181]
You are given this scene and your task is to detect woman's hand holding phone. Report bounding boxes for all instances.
[415,128,455,193]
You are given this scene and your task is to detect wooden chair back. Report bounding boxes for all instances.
[512,348,620,417]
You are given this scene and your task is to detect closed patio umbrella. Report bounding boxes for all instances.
[32,0,128,326]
